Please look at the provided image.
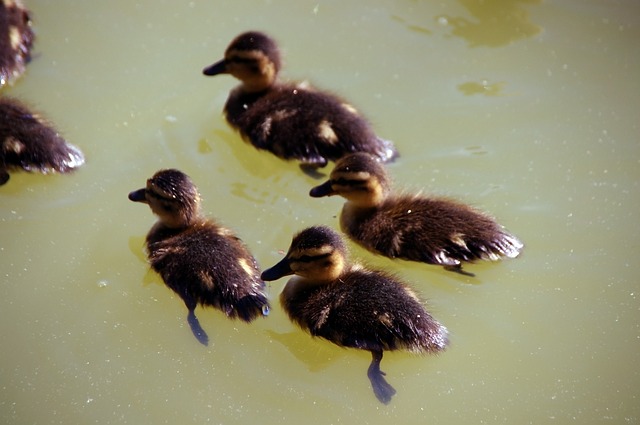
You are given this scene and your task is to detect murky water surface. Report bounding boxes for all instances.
[1,1,639,423]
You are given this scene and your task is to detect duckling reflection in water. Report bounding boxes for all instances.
[310,153,523,276]
[0,97,85,185]
[0,0,33,87]
[261,226,448,404]
[202,31,398,173]
[128,169,269,346]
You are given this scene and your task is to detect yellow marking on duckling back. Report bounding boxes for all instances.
[9,26,21,50]
[403,286,421,303]
[3,136,25,154]
[260,116,272,138]
[198,270,215,289]
[3,0,15,8]
[272,109,297,121]
[318,120,338,144]
[216,226,234,237]
[238,257,255,277]
[378,312,393,328]
[450,232,469,251]
[341,103,359,115]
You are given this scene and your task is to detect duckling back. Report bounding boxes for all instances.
[228,84,397,167]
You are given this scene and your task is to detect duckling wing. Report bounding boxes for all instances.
[147,223,268,322]
[225,85,397,165]
[286,270,447,354]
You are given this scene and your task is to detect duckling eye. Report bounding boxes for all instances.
[159,201,176,212]
[295,253,331,263]
[333,178,367,190]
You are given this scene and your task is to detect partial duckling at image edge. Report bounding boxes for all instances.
[0,0,33,87]
[128,169,270,346]
[310,153,523,276]
[0,97,85,185]
[202,31,398,172]
[261,226,448,404]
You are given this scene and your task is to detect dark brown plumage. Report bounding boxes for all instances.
[261,225,448,404]
[128,169,269,345]
[202,31,398,170]
[0,0,33,87]
[0,97,84,185]
[310,153,523,276]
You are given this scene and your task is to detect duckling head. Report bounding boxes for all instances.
[309,153,391,208]
[128,169,201,229]
[203,31,281,93]
[261,225,347,285]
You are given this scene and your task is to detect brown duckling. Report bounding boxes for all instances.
[261,225,448,404]
[310,153,523,276]
[128,169,269,346]
[0,97,84,185]
[0,0,33,87]
[202,31,398,172]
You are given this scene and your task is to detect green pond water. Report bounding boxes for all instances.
[1,0,639,424]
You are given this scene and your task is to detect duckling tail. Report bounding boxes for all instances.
[233,293,270,322]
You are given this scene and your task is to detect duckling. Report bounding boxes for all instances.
[310,153,523,276]
[0,97,84,185]
[128,169,269,346]
[0,0,33,87]
[202,31,398,172]
[261,225,448,404]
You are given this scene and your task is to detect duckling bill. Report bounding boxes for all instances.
[0,97,85,185]
[129,169,269,346]
[310,153,523,276]
[203,31,398,171]
[0,0,33,87]
[261,225,448,404]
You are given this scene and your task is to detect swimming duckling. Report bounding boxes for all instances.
[128,169,269,346]
[261,225,448,404]
[310,153,523,276]
[0,97,84,185]
[0,0,33,87]
[202,31,398,172]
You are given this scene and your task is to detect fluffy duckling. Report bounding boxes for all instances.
[261,225,448,404]
[202,31,398,171]
[310,153,523,276]
[0,97,84,185]
[128,169,269,346]
[0,0,33,87]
